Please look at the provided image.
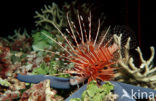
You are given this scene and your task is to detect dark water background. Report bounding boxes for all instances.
[0,0,155,60]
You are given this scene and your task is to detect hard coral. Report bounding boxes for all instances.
[34,3,66,32]
[114,34,156,89]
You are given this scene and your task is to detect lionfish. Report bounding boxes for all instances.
[42,11,120,85]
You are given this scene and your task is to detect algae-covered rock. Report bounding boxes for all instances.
[70,81,115,101]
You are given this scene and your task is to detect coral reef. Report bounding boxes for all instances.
[20,79,63,101]
[32,61,70,78]
[8,29,32,52]
[113,34,156,89]
[0,90,20,101]
[0,77,25,101]
[32,30,74,75]
[0,46,12,78]
[0,29,32,53]
[0,0,156,100]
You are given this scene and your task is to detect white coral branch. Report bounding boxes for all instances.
[113,34,156,89]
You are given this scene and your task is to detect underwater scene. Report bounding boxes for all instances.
[0,0,156,101]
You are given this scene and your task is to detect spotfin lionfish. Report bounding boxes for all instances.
[42,11,120,85]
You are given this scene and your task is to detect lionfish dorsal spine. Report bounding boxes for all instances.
[105,36,113,48]
[80,15,88,42]
[88,11,92,42]
[49,19,76,52]
[98,26,111,49]
[66,12,80,49]
[77,11,85,45]
[42,32,72,56]
[93,19,101,47]
[70,21,82,45]
[33,46,69,59]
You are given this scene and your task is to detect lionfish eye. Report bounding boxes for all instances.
[103,67,108,70]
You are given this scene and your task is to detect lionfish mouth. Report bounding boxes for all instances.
[43,11,120,85]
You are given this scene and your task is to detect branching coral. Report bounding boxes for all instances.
[34,3,66,32]
[113,34,156,89]
[8,29,32,52]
